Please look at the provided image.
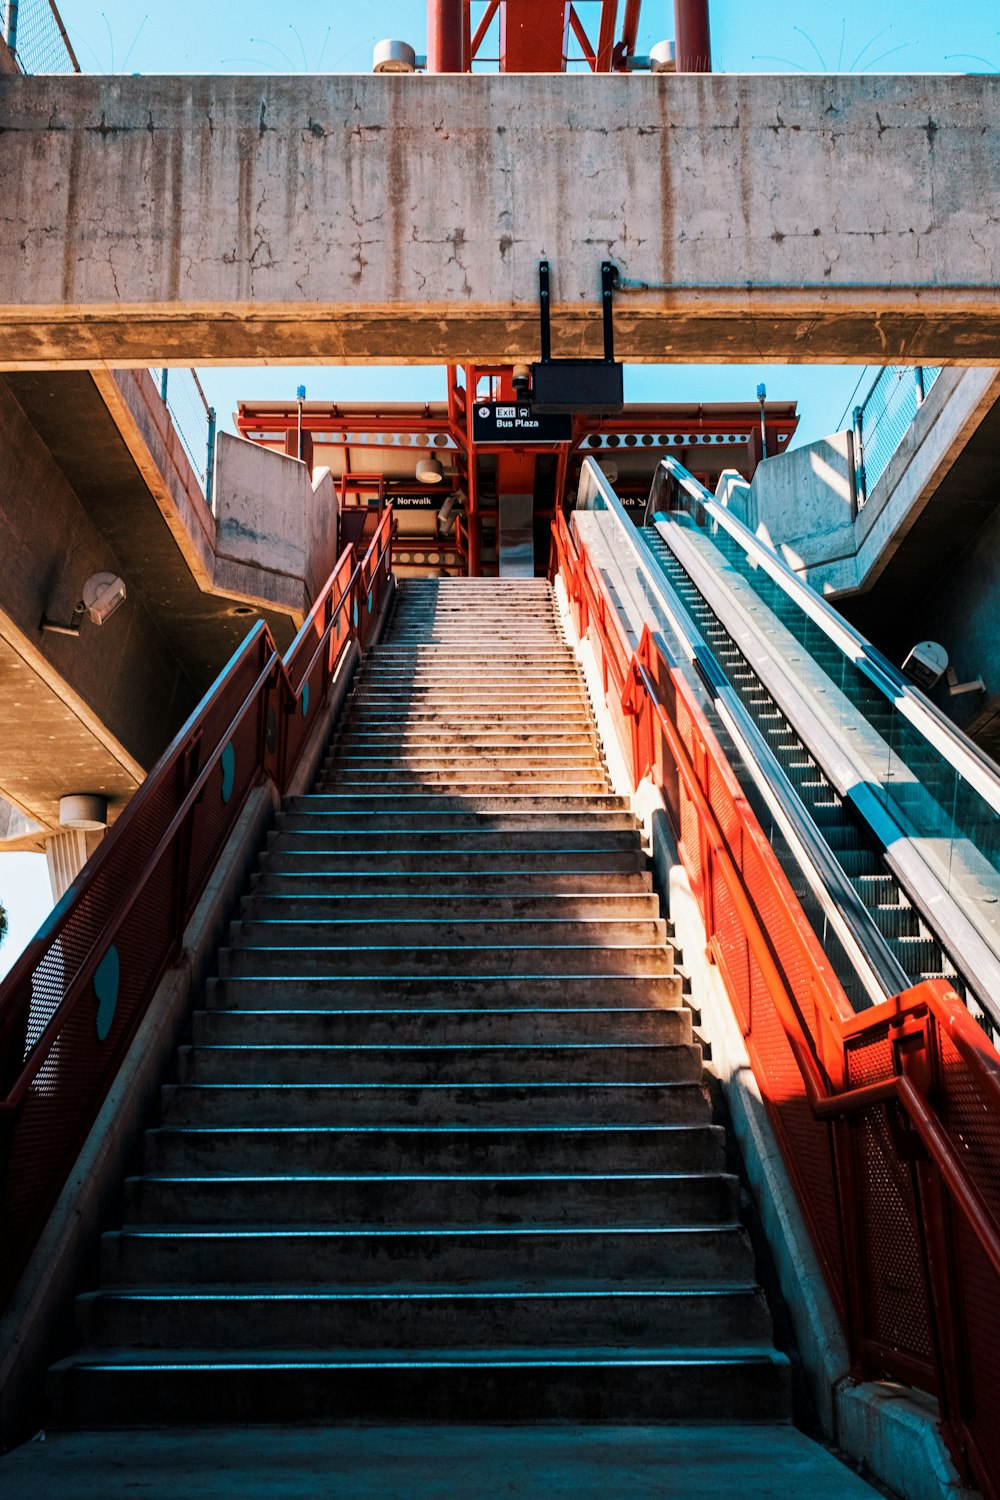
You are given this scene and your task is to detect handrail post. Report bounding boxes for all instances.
[852,404,867,508]
[205,406,217,508]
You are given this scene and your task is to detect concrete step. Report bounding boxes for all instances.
[273,810,637,833]
[238,892,660,921]
[266,829,643,853]
[332,729,605,747]
[228,917,668,949]
[175,1039,701,1086]
[122,1170,736,1227]
[349,688,588,701]
[192,1006,688,1049]
[143,1120,721,1176]
[283,792,625,809]
[247,869,654,896]
[217,941,674,978]
[160,1079,709,1126]
[75,1282,771,1352]
[205,973,683,1010]
[260,850,648,875]
[47,1345,790,1425]
[100,1221,757,1288]
[326,749,606,766]
[313,786,617,798]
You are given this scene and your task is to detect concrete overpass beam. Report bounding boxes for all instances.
[1,74,999,367]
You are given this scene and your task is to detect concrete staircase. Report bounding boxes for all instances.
[48,578,790,1425]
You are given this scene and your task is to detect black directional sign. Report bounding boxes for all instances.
[472,401,573,444]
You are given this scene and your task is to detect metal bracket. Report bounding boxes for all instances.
[532,260,624,414]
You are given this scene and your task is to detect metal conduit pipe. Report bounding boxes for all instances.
[427,0,466,73]
[673,0,712,72]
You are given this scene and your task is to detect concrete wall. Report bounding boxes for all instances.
[214,435,339,614]
[0,378,192,828]
[748,432,857,576]
[765,368,1000,598]
[1,73,999,366]
[98,369,339,624]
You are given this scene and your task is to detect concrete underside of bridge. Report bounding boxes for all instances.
[0,369,310,848]
[0,73,999,368]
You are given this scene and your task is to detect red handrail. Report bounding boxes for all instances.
[552,505,1000,1497]
[0,508,393,1300]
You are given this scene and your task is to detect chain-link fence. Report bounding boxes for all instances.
[1,0,79,74]
[148,370,217,505]
[854,365,942,504]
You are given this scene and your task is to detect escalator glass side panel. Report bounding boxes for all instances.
[655,490,1000,972]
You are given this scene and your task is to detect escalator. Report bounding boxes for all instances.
[573,458,1000,1039]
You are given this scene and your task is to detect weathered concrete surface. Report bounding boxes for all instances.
[1,74,1000,367]
[0,1425,884,1499]
[755,369,1000,597]
[95,369,335,629]
[726,367,1000,757]
[0,376,187,840]
[744,430,858,571]
[213,434,339,612]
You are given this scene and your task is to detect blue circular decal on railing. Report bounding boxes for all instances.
[353,597,359,630]
[220,742,235,803]
[301,682,310,718]
[367,588,374,615]
[94,946,120,1042]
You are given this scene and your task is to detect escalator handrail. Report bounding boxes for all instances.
[646,498,1000,1033]
[574,458,912,1005]
[649,457,1000,818]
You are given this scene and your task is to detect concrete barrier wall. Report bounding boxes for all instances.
[1,73,999,366]
[213,435,339,614]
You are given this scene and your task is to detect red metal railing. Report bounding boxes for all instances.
[553,506,1000,1496]
[0,508,392,1302]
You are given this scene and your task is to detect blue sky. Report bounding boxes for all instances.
[1,0,997,975]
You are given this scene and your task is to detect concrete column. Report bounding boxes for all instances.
[45,828,104,901]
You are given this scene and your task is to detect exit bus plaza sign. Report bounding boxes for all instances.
[472,402,572,444]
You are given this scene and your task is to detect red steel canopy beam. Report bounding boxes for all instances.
[428,0,467,72]
[674,0,711,72]
[500,0,571,73]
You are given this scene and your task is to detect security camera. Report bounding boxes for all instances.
[902,640,948,692]
[437,492,463,537]
[79,572,127,625]
[512,364,531,399]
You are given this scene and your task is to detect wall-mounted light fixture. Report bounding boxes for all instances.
[41,573,127,638]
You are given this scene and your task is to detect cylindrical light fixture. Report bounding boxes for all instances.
[650,40,676,73]
[59,793,109,831]
[373,39,417,73]
[416,455,445,484]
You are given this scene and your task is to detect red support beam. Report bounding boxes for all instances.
[674,0,711,72]
[469,0,500,62]
[620,0,641,57]
[596,0,619,71]
[428,0,466,73]
[568,6,597,70]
